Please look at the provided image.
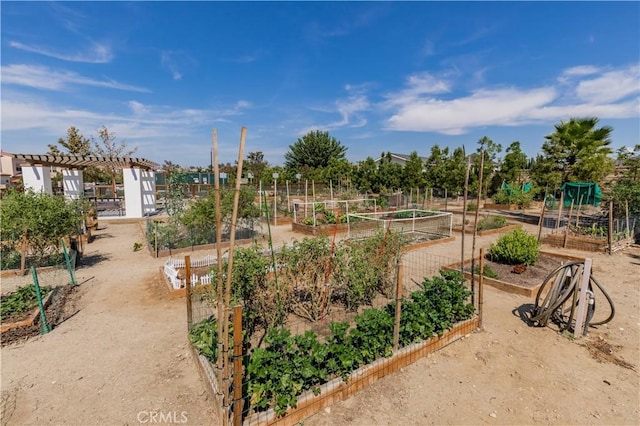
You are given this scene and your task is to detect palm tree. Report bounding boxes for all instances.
[540,117,614,183]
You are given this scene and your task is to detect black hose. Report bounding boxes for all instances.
[530,262,615,332]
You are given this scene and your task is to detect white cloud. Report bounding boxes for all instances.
[384,63,640,134]
[8,40,113,63]
[575,64,640,104]
[562,65,600,77]
[1,64,150,93]
[297,86,371,134]
[387,87,556,134]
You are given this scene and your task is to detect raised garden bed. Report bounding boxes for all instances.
[542,233,635,253]
[453,223,521,236]
[444,251,584,297]
[1,286,54,333]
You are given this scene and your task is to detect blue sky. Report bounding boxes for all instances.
[2,1,639,168]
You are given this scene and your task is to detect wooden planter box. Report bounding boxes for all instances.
[443,251,585,297]
[482,203,520,210]
[453,223,521,236]
[541,234,606,252]
[0,290,54,333]
[192,317,478,426]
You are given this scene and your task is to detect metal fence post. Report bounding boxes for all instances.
[61,239,77,286]
[31,266,51,334]
[479,248,485,329]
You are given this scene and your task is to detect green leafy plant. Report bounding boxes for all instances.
[239,269,474,417]
[133,242,142,252]
[1,284,52,321]
[476,215,507,231]
[188,317,218,363]
[488,228,540,266]
[471,264,499,279]
[466,201,477,212]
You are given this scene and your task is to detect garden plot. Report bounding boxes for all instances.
[186,231,478,425]
[347,209,453,246]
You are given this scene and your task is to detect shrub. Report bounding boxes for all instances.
[466,201,477,212]
[477,215,507,231]
[488,228,540,265]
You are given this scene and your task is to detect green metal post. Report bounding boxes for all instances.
[31,266,51,334]
[61,239,78,286]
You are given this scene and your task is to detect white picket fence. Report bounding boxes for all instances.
[164,255,216,290]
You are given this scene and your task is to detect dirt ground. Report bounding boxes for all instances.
[1,219,638,425]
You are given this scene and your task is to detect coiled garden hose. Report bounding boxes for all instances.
[530,261,615,333]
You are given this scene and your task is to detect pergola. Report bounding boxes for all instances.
[12,153,159,218]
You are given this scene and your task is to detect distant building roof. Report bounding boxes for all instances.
[373,152,429,163]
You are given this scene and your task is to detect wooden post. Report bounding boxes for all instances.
[556,192,564,232]
[305,179,308,218]
[330,179,333,201]
[537,196,547,242]
[393,264,403,351]
[222,127,247,415]
[563,200,574,249]
[213,129,225,377]
[444,188,448,211]
[626,201,630,238]
[471,151,484,300]
[608,200,613,254]
[479,248,485,329]
[286,180,291,212]
[185,255,192,328]
[574,258,592,337]
[312,180,316,202]
[461,156,471,275]
[232,305,244,426]
[575,195,585,228]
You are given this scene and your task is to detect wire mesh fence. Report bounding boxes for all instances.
[184,236,478,425]
[537,201,637,252]
[347,209,453,242]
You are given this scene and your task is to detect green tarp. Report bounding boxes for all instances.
[561,182,602,207]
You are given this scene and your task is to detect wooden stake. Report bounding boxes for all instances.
[232,305,244,426]
[479,248,485,329]
[575,195,585,228]
[626,200,630,238]
[537,194,547,242]
[471,151,484,301]
[222,126,247,415]
[286,180,291,212]
[461,156,471,275]
[563,199,574,249]
[608,200,613,254]
[212,129,225,379]
[556,192,564,232]
[185,255,192,328]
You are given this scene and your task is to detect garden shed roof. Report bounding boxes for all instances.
[10,153,158,170]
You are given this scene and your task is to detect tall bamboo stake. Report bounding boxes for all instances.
[556,192,564,231]
[461,156,471,274]
[286,180,291,212]
[471,151,484,300]
[222,126,247,416]
[537,191,547,242]
[479,248,485,329]
[305,179,308,218]
[626,201,630,238]
[608,200,613,254]
[312,180,316,202]
[212,129,225,426]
